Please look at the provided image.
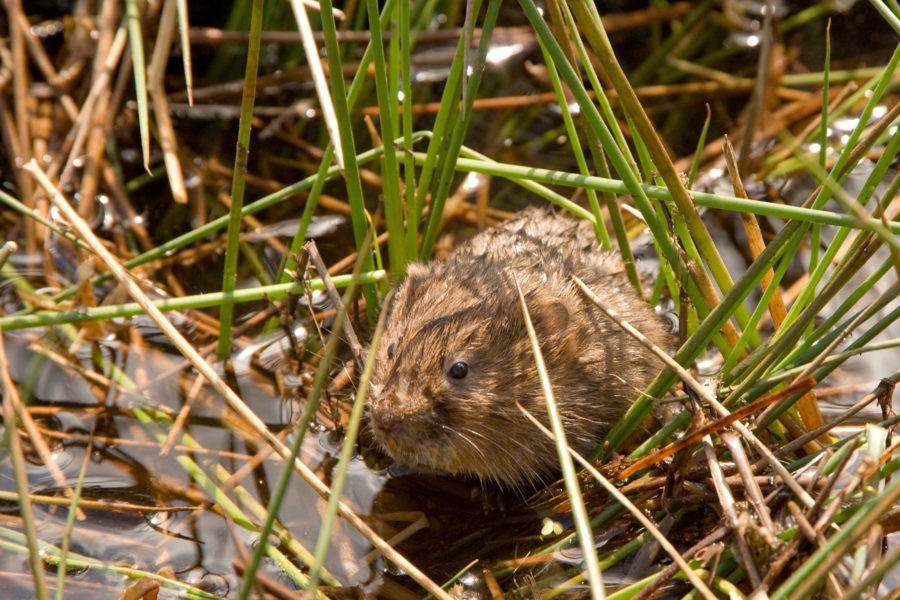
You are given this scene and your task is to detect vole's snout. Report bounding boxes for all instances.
[372,406,402,433]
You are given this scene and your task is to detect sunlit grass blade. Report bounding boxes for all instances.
[513,276,605,600]
[175,0,193,104]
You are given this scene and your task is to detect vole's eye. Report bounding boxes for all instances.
[447,361,469,380]
[387,342,396,360]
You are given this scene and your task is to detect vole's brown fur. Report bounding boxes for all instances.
[367,207,673,487]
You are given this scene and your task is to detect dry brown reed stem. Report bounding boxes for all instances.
[631,527,729,600]
[0,331,82,512]
[352,79,794,117]
[326,231,390,275]
[306,242,363,365]
[783,499,846,595]
[482,567,504,600]
[0,334,80,503]
[625,469,822,499]
[665,57,810,104]
[54,24,128,186]
[218,426,296,494]
[359,515,430,565]
[784,453,897,597]
[720,432,776,544]
[20,330,112,387]
[671,244,742,349]
[838,99,900,181]
[159,373,206,455]
[188,3,693,48]
[363,113,382,147]
[0,486,198,514]
[11,10,78,120]
[757,81,859,179]
[673,82,854,174]
[5,0,34,252]
[24,160,452,600]
[701,434,762,587]
[109,304,289,406]
[148,0,188,203]
[517,407,719,600]
[36,426,287,463]
[572,275,817,507]
[76,1,117,222]
[736,0,775,173]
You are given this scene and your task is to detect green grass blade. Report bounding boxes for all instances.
[217,0,264,358]
[364,0,407,279]
[419,0,498,258]
[125,0,151,171]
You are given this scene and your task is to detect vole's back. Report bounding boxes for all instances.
[368,206,673,487]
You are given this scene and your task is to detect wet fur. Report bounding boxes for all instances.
[367,207,673,487]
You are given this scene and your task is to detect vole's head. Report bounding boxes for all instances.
[367,264,575,487]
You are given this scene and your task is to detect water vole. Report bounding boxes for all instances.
[367,206,673,487]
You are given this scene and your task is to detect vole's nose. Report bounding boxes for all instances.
[372,408,402,433]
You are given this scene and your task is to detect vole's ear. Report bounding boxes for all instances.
[526,297,574,357]
[529,298,570,336]
[394,263,430,313]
